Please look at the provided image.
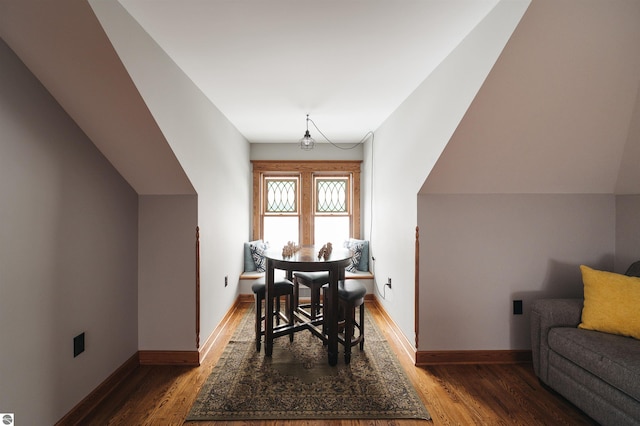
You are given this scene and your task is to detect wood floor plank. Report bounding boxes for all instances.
[76,300,597,426]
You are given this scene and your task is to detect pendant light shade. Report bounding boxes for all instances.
[299,114,315,150]
[295,114,374,152]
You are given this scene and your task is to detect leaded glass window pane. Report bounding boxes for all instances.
[266,179,297,213]
[316,178,347,213]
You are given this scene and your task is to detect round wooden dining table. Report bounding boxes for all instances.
[263,245,352,366]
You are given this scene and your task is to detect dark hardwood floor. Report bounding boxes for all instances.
[78,301,597,426]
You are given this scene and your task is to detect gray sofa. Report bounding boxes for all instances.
[531,297,640,425]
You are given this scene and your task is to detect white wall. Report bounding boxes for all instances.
[91,1,251,348]
[0,39,138,424]
[364,0,530,346]
[418,194,614,350]
[138,195,197,350]
[250,142,363,162]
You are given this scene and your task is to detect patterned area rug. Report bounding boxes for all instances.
[186,305,431,421]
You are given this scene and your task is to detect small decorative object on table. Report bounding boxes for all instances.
[282,241,300,258]
[317,242,333,260]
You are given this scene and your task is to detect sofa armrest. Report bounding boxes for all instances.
[530,298,583,383]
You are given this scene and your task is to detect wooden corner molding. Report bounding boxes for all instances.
[196,226,201,351]
[416,350,532,366]
[198,297,246,363]
[138,350,200,366]
[414,225,419,353]
[371,298,416,365]
[55,353,139,425]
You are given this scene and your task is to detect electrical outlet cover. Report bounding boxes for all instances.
[74,332,85,357]
[513,300,523,315]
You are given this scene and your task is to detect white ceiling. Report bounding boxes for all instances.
[4,0,639,196]
[118,0,499,143]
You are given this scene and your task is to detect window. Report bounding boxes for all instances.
[252,161,361,248]
[314,177,350,245]
[263,177,299,247]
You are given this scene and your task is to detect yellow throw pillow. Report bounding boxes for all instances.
[579,265,640,339]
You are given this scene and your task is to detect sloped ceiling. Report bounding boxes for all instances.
[2,0,638,196]
[0,0,195,195]
[117,0,500,143]
[422,0,640,195]
[1,0,504,194]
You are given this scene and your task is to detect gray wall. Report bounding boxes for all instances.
[91,0,252,349]
[0,39,138,424]
[138,195,197,350]
[418,194,615,350]
[615,194,640,272]
[364,0,530,345]
[414,0,640,352]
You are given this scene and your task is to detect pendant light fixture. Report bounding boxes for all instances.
[298,114,374,151]
[299,114,315,150]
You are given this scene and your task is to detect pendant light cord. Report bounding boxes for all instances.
[303,115,379,295]
[307,117,374,150]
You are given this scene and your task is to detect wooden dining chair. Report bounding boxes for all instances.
[323,280,366,364]
[293,271,329,322]
[251,277,294,352]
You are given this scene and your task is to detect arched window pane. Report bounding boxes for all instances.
[266,179,297,213]
[316,179,347,213]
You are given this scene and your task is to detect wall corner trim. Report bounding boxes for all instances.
[55,353,139,425]
[416,350,532,366]
[138,350,200,366]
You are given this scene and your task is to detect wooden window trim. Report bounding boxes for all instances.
[252,160,361,244]
[264,176,299,215]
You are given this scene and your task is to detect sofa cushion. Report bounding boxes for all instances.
[547,350,640,426]
[579,265,640,340]
[548,327,640,400]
